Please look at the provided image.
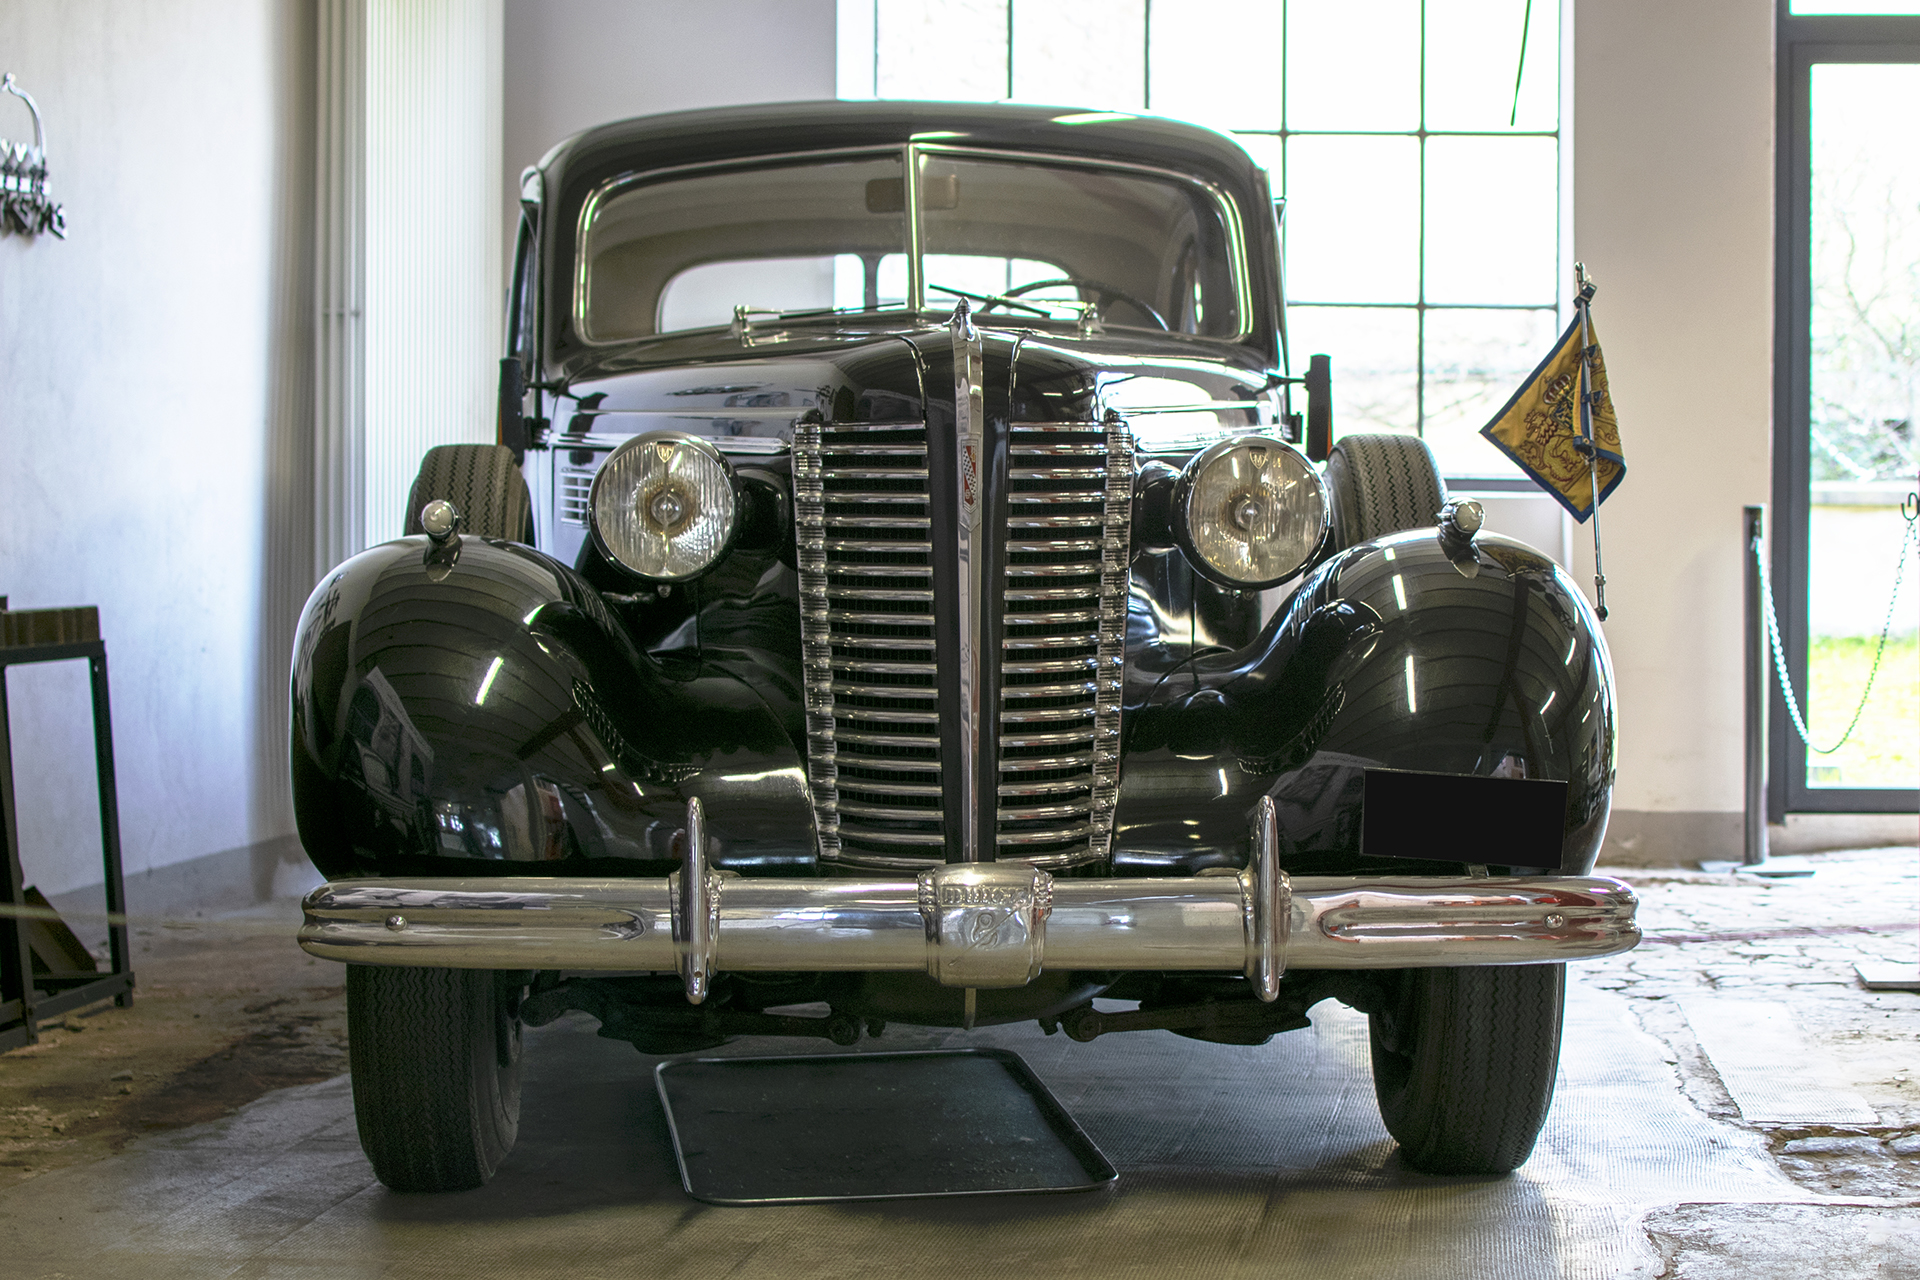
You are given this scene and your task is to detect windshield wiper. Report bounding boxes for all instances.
[924,282,1057,319]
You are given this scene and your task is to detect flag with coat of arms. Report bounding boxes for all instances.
[1479,276,1625,522]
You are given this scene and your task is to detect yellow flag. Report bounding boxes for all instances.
[1479,311,1625,522]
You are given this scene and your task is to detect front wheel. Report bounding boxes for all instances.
[1367,964,1565,1175]
[347,965,524,1191]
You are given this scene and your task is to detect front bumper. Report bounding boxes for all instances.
[300,801,1639,1001]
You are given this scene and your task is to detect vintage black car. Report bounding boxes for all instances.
[290,101,1638,1192]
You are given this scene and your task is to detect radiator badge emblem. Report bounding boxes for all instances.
[960,440,979,511]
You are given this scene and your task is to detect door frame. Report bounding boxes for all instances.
[1770,5,1920,817]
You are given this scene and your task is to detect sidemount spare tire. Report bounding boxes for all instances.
[347,965,525,1192]
[404,444,533,543]
[1367,963,1565,1176]
[1324,432,1448,550]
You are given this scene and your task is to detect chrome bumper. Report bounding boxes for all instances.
[300,802,1638,1003]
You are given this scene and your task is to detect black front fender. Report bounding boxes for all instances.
[1113,531,1615,876]
[290,536,813,879]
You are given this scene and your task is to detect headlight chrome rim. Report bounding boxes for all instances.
[588,431,739,582]
[1173,434,1329,589]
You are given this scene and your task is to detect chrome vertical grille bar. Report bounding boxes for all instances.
[950,301,987,862]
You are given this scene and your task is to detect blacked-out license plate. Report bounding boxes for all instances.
[1359,768,1569,871]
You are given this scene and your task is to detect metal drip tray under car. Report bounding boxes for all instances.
[654,1049,1117,1204]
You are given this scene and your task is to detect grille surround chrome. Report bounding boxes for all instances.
[795,411,1133,871]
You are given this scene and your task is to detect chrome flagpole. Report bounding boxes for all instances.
[1574,263,1608,620]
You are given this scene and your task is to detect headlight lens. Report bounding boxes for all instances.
[1176,435,1328,588]
[589,432,737,581]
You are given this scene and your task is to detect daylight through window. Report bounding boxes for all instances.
[841,0,1567,478]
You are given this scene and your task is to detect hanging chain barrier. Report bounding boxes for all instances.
[1756,490,1918,755]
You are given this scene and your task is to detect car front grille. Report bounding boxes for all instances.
[795,415,1132,870]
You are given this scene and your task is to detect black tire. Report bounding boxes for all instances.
[347,965,524,1192]
[1324,432,1448,550]
[403,444,532,542]
[1367,964,1565,1175]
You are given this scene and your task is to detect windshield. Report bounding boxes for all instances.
[578,148,1244,342]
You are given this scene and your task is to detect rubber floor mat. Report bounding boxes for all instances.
[654,1048,1118,1204]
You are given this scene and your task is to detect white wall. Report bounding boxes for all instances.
[1572,0,1780,859]
[501,0,838,270]
[0,0,314,897]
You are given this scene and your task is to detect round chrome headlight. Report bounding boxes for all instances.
[589,432,738,581]
[1175,435,1329,589]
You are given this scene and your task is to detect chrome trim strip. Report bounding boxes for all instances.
[1008,516,1103,529]
[838,800,943,820]
[904,141,924,315]
[823,565,935,578]
[996,752,1095,770]
[823,515,931,528]
[301,874,1641,978]
[833,637,936,651]
[842,780,943,795]
[838,708,940,724]
[823,539,933,552]
[820,443,928,455]
[1009,538,1099,551]
[999,779,1092,796]
[1090,411,1133,861]
[841,829,947,846]
[1010,466,1106,479]
[793,416,840,860]
[828,611,939,625]
[950,300,987,863]
[1005,585,1102,601]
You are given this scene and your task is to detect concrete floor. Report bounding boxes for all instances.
[2,851,1917,1279]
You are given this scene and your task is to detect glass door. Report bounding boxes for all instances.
[1773,8,1920,815]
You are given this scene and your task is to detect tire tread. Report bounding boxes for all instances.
[347,966,521,1192]
[1369,964,1564,1175]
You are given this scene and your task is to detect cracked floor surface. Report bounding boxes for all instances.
[1590,847,1919,1203]
[0,846,1914,1277]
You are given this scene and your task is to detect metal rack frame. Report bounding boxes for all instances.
[0,601,134,1052]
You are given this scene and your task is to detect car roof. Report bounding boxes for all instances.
[539,99,1266,202]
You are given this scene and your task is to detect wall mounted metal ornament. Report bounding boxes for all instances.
[1,74,65,239]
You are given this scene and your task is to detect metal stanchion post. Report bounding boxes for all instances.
[1744,505,1769,869]
[1703,507,1812,877]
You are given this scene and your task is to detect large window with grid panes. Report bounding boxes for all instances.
[837,0,1568,480]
